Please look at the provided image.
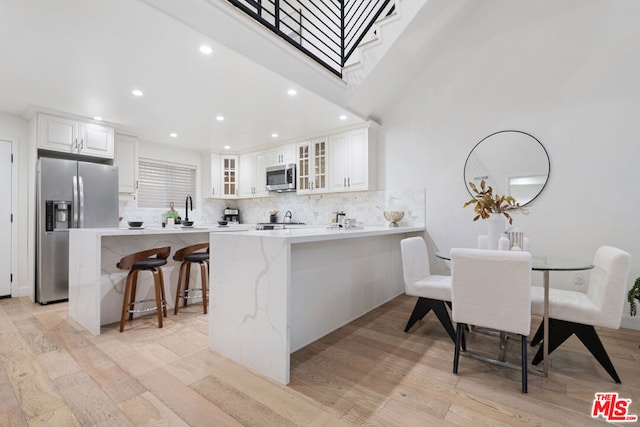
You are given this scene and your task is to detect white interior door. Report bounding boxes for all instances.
[0,140,12,296]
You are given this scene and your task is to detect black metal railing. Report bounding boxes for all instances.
[227,0,394,77]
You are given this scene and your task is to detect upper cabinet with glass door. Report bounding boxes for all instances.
[296,138,327,194]
[221,155,239,198]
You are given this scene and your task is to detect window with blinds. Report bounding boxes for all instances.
[137,158,196,208]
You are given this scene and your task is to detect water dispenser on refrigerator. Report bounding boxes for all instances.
[45,200,71,231]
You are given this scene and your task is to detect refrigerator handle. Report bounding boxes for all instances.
[79,176,85,228]
[72,175,79,227]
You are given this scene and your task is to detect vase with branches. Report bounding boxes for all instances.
[463,179,524,224]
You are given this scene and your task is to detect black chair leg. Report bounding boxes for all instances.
[521,335,528,393]
[532,318,574,365]
[573,323,621,384]
[404,298,455,343]
[432,301,456,343]
[453,323,463,374]
[531,318,621,383]
[404,297,432,332]
[530,320,544,346]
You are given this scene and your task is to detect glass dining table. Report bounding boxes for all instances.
[435,251,594,376]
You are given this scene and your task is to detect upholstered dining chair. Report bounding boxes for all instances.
[400,237,455,342]
[530,245,631,383]
[451,248,532,393]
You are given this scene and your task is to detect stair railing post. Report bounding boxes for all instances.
[275,0,280,33]
[340,0,345,67]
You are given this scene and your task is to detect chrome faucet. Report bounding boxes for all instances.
[185,195,193,221]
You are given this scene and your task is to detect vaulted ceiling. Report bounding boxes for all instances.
[0,0,366,152]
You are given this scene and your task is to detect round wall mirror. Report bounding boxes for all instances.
[464,130,550,206]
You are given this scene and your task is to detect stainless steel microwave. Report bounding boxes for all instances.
[266,163,296,192]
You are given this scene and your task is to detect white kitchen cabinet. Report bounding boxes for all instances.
[328,127,374,192]
[202,153,221,199]
[114,133,138,193]
[268,143,296,166]
[239,151,267,198]
[221,155,239,198]
[203,153,239,199]
[37,113,114,159]
[296,138,327,194]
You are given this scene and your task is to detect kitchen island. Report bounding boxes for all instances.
[68,225,248,335]
[209,225,423,385]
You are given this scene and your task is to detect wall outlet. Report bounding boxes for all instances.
[574,272,584,285]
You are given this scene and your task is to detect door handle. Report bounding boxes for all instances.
[78,176,85,227]
[72,176,79,227]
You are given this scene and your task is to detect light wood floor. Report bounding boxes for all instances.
[1,295,639,426]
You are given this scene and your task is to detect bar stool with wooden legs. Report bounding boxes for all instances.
[173,242,210,314]
[117,246,171,332]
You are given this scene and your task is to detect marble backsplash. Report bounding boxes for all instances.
[120,188,425,228]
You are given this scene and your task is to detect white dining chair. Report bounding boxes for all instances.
[451,248,532,393]
[400,237,455,342]
[530,246,631,383]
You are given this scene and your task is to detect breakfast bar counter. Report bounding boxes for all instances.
[68,225,248,335]
[209,226,424,384]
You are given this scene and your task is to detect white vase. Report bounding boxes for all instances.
[487,215,506,250]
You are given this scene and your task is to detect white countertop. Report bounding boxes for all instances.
[70,224,252,236]
[213,225,424,243]
[70,224,424,242]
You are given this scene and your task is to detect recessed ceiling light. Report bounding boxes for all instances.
[223,145,231,150]
[287,89,297,96]
[271,133,279,138]
[199,44,213,55]
[339,114,347,120]
[216,115,225,121]
[170,133,178,138]
[93,116,103,121]
[132,89,143,97]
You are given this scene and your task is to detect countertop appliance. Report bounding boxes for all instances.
[223,207,240,223]
[266,163,296,192]
[36,157,119,304]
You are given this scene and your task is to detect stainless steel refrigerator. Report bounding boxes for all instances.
[36,157,119,304]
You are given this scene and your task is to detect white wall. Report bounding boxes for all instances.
[0,112,30,297]
[379,1,640,325]
[120,139,205,227]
